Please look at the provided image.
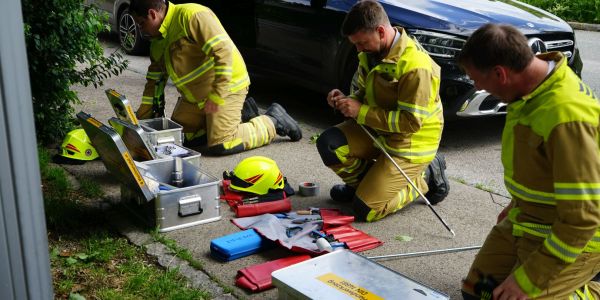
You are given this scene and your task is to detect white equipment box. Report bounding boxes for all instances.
[272,250,449,300]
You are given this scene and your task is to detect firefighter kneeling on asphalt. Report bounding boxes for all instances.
[130,0,302,156]
[316,1,449,222]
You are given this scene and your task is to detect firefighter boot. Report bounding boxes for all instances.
[424,153,450,205]
[330,184,356,203]
[265,103,302,141]
[241,97,260,123]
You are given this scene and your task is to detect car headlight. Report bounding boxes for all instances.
[408,30,466,59]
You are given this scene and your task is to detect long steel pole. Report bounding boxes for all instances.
[359,124,456,237]
[367,245,481,260]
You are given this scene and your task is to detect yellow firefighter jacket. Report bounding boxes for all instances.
[141,2,250,110]
[350,27,443,164]
[504,52,600,297]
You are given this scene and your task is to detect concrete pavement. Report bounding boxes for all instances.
[63,45,511,299]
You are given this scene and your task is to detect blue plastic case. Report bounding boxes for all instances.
[210,229,269,261]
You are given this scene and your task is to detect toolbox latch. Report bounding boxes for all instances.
[179,195,203,217]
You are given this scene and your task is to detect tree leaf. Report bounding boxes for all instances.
[66,257,78,265]
[68,292,86,300]
[394,235,413,242]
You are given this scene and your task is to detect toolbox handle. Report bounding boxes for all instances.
[179,195,203,217]
[157,136,176,145]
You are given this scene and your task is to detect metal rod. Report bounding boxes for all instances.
[359,124,456,237]
[367,245,481,260]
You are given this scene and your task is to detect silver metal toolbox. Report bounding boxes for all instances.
[104,89,183,146]
[139,117,183,146]
[272,250,449,300]
[109,117,201,167]
[78,111,221,232]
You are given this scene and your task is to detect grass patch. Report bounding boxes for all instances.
[150,231,235,295]
[78,176,104,199]
[449,176,467,185]
[475,183,495,193]
[40,147,210,299]
[151,230,204,270]
[49,230,209,299]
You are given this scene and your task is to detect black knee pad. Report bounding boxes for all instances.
[316,127,348,166]
[205,143,245,156]
[183,135,207,148]
[352,195,371,222]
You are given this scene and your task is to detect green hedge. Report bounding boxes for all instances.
[22,0,127,145]
[520,0,600,24]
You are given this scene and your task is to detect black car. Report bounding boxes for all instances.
[101,0,583,120]
[202,0,582,120]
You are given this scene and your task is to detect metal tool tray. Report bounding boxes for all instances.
[104,88,183,146]
[272,250,449,300]
[139,117,183,146]
[109,117,201,167]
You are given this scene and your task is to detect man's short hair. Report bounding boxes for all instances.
[341,0,390,36]
[457,23,534,72]
[129,0,166,18]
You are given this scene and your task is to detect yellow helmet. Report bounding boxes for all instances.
[229,156,285,195]
[60,128,98,161]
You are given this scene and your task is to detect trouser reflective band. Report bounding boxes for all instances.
[570,284,596,300]
[509,208,600,253]
[361,178,422,222]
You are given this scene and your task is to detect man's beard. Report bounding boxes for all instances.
[374,38,388,59]
[365,39,387,60]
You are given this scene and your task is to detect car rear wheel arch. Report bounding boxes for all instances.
[117,6,149,55]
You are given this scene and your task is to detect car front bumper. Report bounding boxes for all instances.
[440,48,583,120]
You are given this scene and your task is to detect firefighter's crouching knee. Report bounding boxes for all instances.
[316,127,347,166]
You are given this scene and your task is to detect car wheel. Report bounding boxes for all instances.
[118,8,149,55]
[338,44,358,95]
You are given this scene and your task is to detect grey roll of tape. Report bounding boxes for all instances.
[298,182,319,197]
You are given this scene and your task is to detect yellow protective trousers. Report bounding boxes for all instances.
[171,87,275,155]
[463,219,600,299]
[320,120,428,222]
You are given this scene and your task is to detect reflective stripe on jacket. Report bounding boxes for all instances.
[351,27,443,163]
[142,2,250,109]
[503,52,600,297]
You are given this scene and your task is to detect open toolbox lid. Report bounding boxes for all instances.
[108,117,157,161]
[77,111,154,202]
[105,89,139,125]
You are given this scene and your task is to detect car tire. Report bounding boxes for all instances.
[337,41,358,95]
[118,8,149,55]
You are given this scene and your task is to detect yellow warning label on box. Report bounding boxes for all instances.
[109,89,122,98]
[87,117,103,128]
[125,106,139,125]
[123,152,145,187]
[317,273,383,300]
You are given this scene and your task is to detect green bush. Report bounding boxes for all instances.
[22,0,128,145]
[521,0,600,23]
